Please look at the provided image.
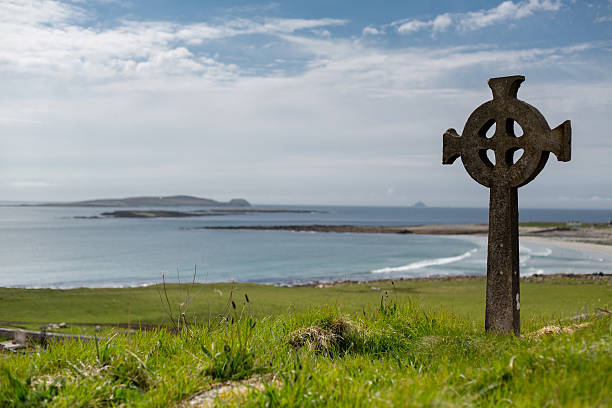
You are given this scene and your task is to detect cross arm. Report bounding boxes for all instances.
[442,128,463,164]
[544,120,571,162]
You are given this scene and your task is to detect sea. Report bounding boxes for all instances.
[0,204,611,288]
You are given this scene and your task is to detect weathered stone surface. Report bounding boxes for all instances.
[442,75,571,336]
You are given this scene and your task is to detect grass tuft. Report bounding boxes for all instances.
[287,315,362,355]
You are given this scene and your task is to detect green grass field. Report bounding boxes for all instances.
[0,277,610,407]
[1,277,609,333]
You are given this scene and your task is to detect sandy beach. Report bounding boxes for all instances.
[520,236,612,255]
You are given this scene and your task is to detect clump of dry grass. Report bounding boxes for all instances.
[288,326,337,353]
[287,316,362,354]
[177,374,279,408]
[528,322,591,338]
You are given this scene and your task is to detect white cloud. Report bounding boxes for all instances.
[362,26,382,35]
[595,15,612,22]
[397,20,430,33]
[394,0,562,34]
[0,1,345,79]
[396,13,453,34]
[0,0,86,24]
[432,14,453,31]
[461,0,562,30]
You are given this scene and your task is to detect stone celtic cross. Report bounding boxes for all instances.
[442,75,571,336]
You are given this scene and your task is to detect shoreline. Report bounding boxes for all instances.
[201,224,491,235]
[2,271,610,291]
[290,272,611,288]
[203,223,612,251]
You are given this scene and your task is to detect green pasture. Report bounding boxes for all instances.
[0,276,609,334]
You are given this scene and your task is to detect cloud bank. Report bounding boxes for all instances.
[393,0,562,34]
[0,0,610,208]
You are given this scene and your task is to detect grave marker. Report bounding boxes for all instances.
[442,75,571,335]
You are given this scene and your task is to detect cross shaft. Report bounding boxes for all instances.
[442,75,571,336]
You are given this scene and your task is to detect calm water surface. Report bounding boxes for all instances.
[0,205,610,288]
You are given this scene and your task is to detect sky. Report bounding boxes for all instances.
[1,0,611,208]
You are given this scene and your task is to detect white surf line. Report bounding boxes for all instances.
[520,246,553,257]
[372,248,477,274]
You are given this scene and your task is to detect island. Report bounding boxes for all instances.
[39,195,251,207]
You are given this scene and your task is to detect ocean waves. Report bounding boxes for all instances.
[520,246,552,257]
[372,248,478,274]
[371,243,557,276]
[519,245,553,266]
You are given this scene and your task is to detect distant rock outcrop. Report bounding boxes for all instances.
[227,198,250,207]
[44,195,251,207]
[412,202,427,208]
